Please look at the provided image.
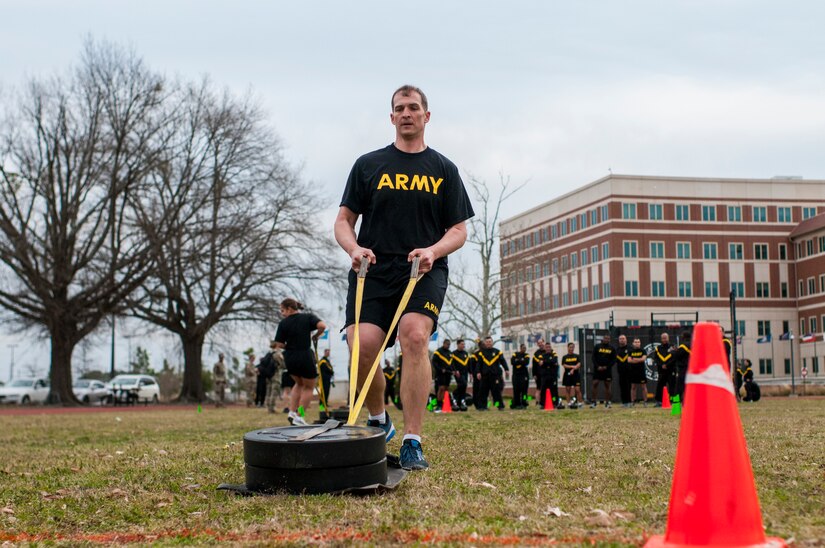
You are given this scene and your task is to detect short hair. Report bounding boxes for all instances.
[443,339,451,344]
[392,85,428,111]
[280,298,303,311]
[456,339,465,345]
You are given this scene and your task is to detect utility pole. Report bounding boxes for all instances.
[8,343,17,382]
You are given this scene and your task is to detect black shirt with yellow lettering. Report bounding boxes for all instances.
[340,144,474,265]
[510,351,530,375]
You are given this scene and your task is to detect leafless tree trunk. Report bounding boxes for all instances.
[441,173,524,343]
[128,79,340,402]
[0,40,167,404]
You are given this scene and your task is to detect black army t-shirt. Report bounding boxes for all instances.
[274,313,322,352]
[340,144,475,264]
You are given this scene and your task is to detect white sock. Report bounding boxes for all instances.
[368,412,386,424]
[403,434,421,443]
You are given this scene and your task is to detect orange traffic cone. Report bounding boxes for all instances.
[543,389,554,410]
[662,386,671,409]
[645,322,785,547]
[441,391,453,414]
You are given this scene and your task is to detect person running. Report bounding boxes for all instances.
[334,85,474,470]
[510,343,530,409]
[561,342,583,408]
[273,298,326,426]
[627,337,648,406]
[591,334,616,408]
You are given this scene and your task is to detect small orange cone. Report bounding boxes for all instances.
[543,389,554,410]
[441,391,453,413]
[662,386,671,409]
[645,322,786,548]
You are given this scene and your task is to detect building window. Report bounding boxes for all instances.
[623,203,637,219]
[703,242,718,260]
[571,253,578,268]
[580,212,587,230]
[800,318,806,334]
[809,278,816,295]
[731,281,745,298]
[626,320,640,327]
[799,279,804,297]
[551,225,557,239]
[752,206,767,222]
[756,282,770,298]
[777,206,792,223]
[602,242,609,260]
[757,320,771,337]
[702,205,717,222]
[759,359,773,375]
[727,205,742,222]
[820,236,825,253]
[603,282,610,298]
[779,244,787,260]
[572,289,578,305]
[806,239,814,256]
[625,280,639,296]
[591,246,598,263]
[600,204,609,222]
[562,256,568,270]
[649,203,663,220]
[735,320,746,337]
[652,280,665,297]
[592,284,600,300]
[553,295,559,309]
[754,243,769,260]
[812,316,819,333]
[552,258,558,273]
[780,282,788,298]
[562,292,569,307]
[582,287,589,303]
[802,206,817,220]
[623,241,638,258]
[729,243,743,260]
[705,281,719,297]
[580,250,588,266]
[650,241,665,259]
[677,242,691,259]
[820,274,825,293]
[675,204,689,221]
[560,221,567,236]
[591,209,597,226]
[570,216,578,233]
[678,281,692,297]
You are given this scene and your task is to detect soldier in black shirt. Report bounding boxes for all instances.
[431,339,453,411]
[652,332,673,407]
[669,331,692,405]
[591,334,616,408]
[510,343,531,409]
[318,349,335,411]
[334,85,474,470]
[628,338,648,406]
[383,359,398,406]
[474,336,509,410]
[451,339,471,411]
[561,342,583,408]
[534,340,560,408]
[615,334,632,407]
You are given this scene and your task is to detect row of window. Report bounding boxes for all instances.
[506,282,613,317]
[506,243,611,286]
[623,280,779,299]
[796,235,825,259]
[623,241,788,261]
[502,204,610,257]
[798,274,825,298]
[622,203,818,223]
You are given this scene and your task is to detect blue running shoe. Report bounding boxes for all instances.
[399,439,429,471]
[366,410,396,443]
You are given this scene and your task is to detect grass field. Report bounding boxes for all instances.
[0,398,823,546]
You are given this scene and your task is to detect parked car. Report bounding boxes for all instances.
[0,377,50,404]
[72,379,110,404]
[105,374,160,404]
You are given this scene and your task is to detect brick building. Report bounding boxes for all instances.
[499,174,825,381]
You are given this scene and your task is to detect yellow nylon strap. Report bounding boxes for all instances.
[348,258,369,410]
[348,257,420,426]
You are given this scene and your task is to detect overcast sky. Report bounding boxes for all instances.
[2,1,824,380]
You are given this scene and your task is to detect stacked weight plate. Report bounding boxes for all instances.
[243,425,387,494]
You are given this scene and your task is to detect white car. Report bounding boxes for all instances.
[0,377,50,404]
[72,379,110,404]
[106,374,160,404]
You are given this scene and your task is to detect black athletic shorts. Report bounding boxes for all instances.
[631,366,647,384]
[593,367,612,381]
[284,349,318,380]
[562,370,581,387]
[436,371,452,387]
[345,256,447,348]
[281,370,295,388]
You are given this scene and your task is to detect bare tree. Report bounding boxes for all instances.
[441,173,524,342]
[0,40,168,403]
[128,80,340,402]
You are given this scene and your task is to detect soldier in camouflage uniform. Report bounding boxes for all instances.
[265,345,285,413]
[244,353,257,407]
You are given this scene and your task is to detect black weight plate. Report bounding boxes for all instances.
[245,458,388,494]
[244,425,386,469]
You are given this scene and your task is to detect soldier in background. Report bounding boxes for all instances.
[213,353,227,408]
[615,334,632,407]
[451,339,471,411]
[319,349,335,410]
[561,342,583,408]
[383,358,397,406]
[628,337,648,406]
[264,345,285,414]
[244,352,257,407]
[652,332,673,407]
[431,338,453,411]
[591,334,616,408]
[535,340,560,409]
[510,343,530,409]
[474,336,509,410]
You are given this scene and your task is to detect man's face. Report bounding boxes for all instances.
[457,341,465,351]
[443,340,451,350]
[661,333,669,344]
[602,335,611,345]
[391,92,430,139]
[567,343,575,353]
[632,339,641,349]
[618,335,627,346]
[520,344,526,352]
[324,349,330,357]
[484,337,493,349]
